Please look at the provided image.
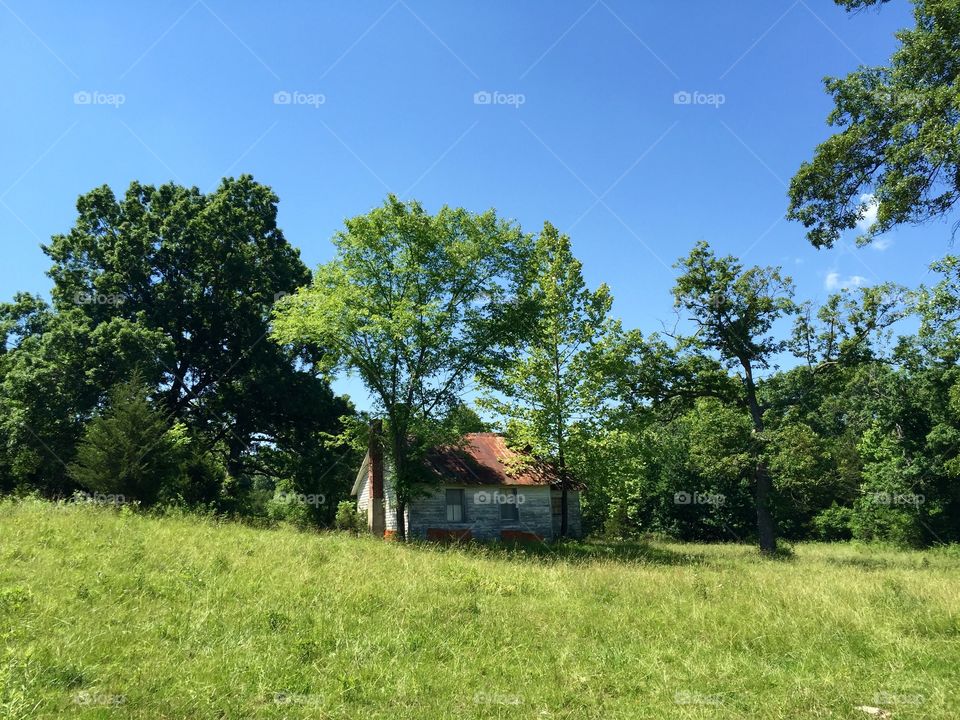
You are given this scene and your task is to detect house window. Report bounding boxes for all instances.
[552,494,562,517]
[500,488,519,522]
[446,489,465,522]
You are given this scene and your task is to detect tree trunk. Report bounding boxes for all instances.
[227,434,245,486]
[390,431,408,542]
[743,362,777,554]
[755,462,776,554]
[558,445,569,538]
[396,501,406,542]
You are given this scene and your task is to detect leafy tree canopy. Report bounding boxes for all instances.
[272,195,533,538]
[788,0,960,247]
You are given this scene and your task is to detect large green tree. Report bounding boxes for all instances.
[788,0,960,247]
[672,241,797,552]
[479,223,616,537]
[2,176,352,507]
[271,195,532,539]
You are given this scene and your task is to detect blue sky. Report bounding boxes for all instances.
[1,0,954,410]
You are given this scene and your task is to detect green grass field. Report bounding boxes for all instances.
[1,499,957,719]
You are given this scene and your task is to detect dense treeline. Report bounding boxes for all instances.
[0,178,358,526]
[2,180,960,549]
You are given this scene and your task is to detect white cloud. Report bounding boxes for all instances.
[856,193,879,232]
[825,272,869,292]
[855,193,892,249]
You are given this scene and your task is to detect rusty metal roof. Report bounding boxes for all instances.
[423,433,570,487]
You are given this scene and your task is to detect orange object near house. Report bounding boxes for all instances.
[426,528,472,542]
[500,530,543,543]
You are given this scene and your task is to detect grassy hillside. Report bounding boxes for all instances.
[1,500,958,719]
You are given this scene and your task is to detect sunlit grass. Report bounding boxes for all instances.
[1,499,957,718]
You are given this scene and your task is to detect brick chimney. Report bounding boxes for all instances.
[368,419,386,536]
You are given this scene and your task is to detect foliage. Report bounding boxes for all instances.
[1,177,353,519]
[443,403,490,435]
[670,241,797,552]
[272,195,532,538]
[68,377,189,505]
[788,0,960,247]
[478,222,618,536]
[8,178,960,547]
[334,500,366,533]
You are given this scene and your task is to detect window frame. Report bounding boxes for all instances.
[445,488,466,523]
[499,488,520,522]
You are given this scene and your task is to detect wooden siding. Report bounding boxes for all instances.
[355,456,581,540]
[355,460,403,533]
[551,490,583,538]
[407,485,565,541]
[356,469,370,511]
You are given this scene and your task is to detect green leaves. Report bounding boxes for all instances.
[673,240,796,369]
[788,0,960,247]
[3,176,352,508]
[478,222,618,456]
[272,195,532,517]
[68,377,187,505]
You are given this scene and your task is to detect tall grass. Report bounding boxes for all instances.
[1,499,957,718]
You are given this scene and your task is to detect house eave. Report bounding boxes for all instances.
[351,452,370,496]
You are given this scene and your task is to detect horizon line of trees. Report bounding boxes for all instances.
[2,178,960,550]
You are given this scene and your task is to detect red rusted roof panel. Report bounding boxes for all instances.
[423,433,567,487]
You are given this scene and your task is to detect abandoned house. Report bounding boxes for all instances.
[351,430,583,541]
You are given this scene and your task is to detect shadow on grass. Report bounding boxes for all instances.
[408,537,716,567]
